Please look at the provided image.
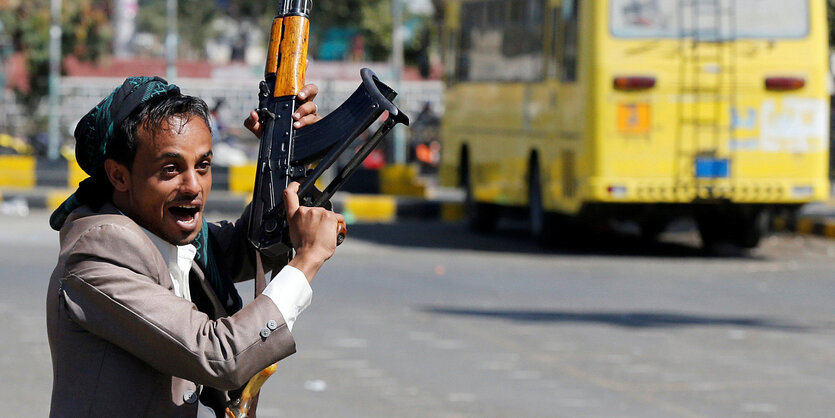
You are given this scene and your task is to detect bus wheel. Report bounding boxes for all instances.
[528,159,555,244]
[464,164,497,233]
[696,206,765,249]
[695,209,727,249]
[639,216,669,242]
[733,208,767,249]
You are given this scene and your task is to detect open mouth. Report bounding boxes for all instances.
[168,204,201,226]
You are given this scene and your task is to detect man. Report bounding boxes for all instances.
[46,76,340,417]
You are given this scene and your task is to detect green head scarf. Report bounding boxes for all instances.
[50,76,179,229]
[50,76,243,314]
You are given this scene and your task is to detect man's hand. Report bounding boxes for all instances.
[283,181,344,282]
[244,84,322,137]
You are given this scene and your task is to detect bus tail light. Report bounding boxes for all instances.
[607,185,627,198]
[613,76,656,91]
[765,77,805,91]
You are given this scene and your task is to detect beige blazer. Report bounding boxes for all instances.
[46,203,294,417]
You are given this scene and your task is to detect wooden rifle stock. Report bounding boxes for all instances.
[225,363,278,418]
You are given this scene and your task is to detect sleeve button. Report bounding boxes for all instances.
[267,319,278,330]
[183,390,198,404]
[260,327,272,338]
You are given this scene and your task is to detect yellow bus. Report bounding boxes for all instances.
[439,0,830,248]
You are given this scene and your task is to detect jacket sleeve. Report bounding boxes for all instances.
[209,203,291,283]
[59,223,296,391]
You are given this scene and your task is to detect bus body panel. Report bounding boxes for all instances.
[439,0,828,237]
[591,0,829,205]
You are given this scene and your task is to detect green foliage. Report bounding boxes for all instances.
[0,0,439,109]
[211,0,430,63]
[351,0,391,61]
[135,0,404,61]
[307,0,431,63]
[0,0,112,108]
[137,0,216,58]
[829,0,835,47]
[211,0,395,62]
[307,0,383,35]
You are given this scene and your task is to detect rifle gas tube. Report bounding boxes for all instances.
[247,0,409,259]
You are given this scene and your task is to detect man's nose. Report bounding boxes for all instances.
[179,169,201,195]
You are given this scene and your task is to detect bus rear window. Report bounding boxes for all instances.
[457,0,545,82]
[610,0,809,40]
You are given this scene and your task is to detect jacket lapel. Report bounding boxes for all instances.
[189,263,229,319]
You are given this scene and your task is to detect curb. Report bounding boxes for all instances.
[0,156,456,222]
[0,187,465,224]
[771,214,835,239]
[0,156,428,195]
[3,185,831,232]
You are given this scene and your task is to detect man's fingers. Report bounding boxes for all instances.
[293,114,323,129]
[245,110,258,126]
[245,110,261,137]
[293,84,320,129]
[284,182,301,217]
[297,84,319,102]
[294,101,318,118]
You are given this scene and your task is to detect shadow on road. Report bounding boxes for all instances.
[347,220,764,260]
[420,306,808,331]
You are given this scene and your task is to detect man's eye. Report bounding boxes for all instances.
[198,161,212,170]
[162,165,178,174]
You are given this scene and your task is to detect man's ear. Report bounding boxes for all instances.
[104,159,131,192]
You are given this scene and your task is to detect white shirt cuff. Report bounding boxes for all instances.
[262,265,312,332]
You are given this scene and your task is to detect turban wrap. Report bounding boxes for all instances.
[50,76,179,230]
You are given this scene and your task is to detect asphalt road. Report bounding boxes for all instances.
[3,210,835,417]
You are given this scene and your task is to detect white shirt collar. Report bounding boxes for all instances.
[139,226,198,301]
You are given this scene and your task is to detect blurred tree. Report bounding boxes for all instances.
[160,0,422,63]
[829,0,835,47]
[0,0,112,108]
[232,0,394,62]
[310,0,432,64]
[137,0,216,59]
[354,0,392,61]
[0,21,11,89]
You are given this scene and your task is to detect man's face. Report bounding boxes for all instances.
[123,116,212,246]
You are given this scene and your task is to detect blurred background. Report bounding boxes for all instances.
[5,1,835,417]
[0,0,443,167]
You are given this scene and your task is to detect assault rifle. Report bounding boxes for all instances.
[246,0,409,259]
[227,1,408,417]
